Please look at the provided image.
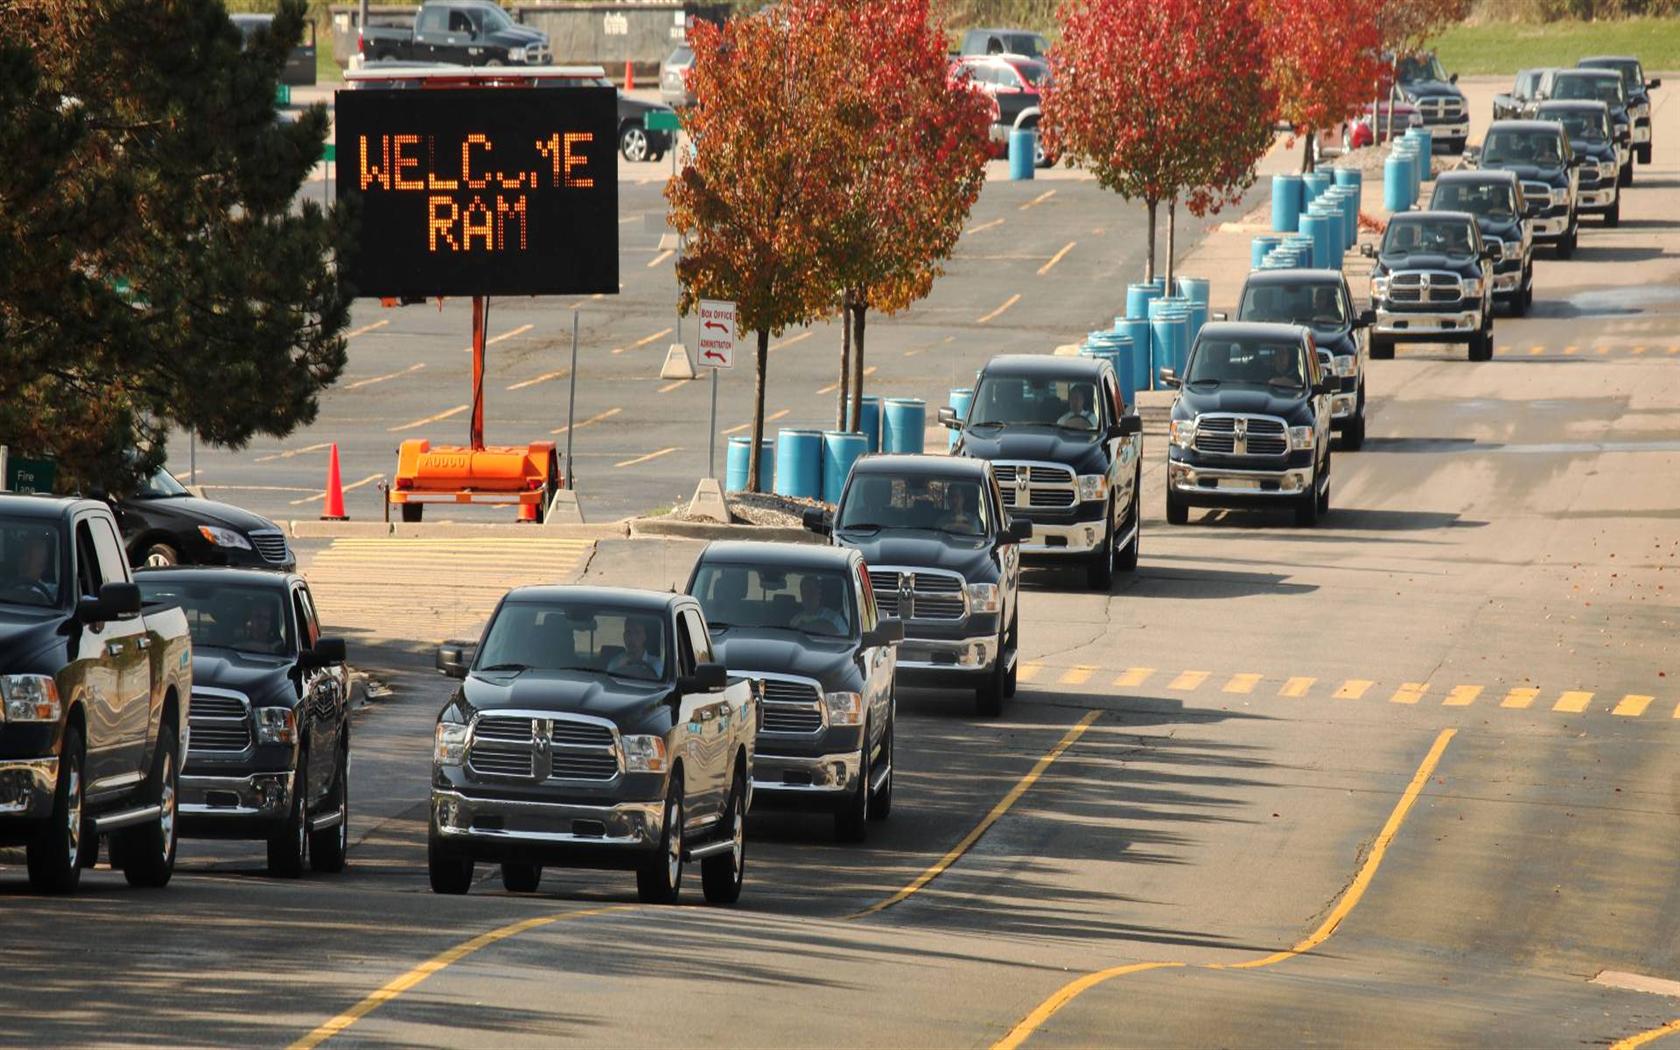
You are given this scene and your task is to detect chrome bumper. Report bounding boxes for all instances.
[1492,270,1523,293]
[1430,120,1469,141]
[1579,187,1618,209]
[1633,124,1651,144]
[1169,461,1314,496]
[1023,517,1104,555]
[0,758,59,819]
[752,749,861,796]
[179,771,294,820]
[1374,307,1481,335]
[898,632,995,672]
[431,789,663,850]
[1330,392,1358,420]
[1530,215,1569,237]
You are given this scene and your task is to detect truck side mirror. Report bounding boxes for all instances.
[1357,308,1377,327]
[79,581,141,623]
[937,406,961,429]
[863,617,904,647]
[1360,242,1377,258]
[1648,78,1662,90]
[1113,414,1143,437]
[1317,377,1339,396]
[436,640,476,679]
[802,507,832,536]
[679,661,728,694]
[1158,368,1181,389]
[1449,72,1458,84]
[1004,518,1033,544]
[305,637,348,667]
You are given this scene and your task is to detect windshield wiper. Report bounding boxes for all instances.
[838,522,882,532]
[968,419,1005,429]
[477,662,528,673]
[706,621,736,631]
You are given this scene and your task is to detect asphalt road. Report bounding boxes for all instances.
[5,78,1680,1049]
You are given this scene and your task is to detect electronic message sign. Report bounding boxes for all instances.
[335,87,618,298]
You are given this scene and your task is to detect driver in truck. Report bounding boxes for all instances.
[1057,384,1098,429]
[791,576,849,637]
[2,528,55,601]
[607,616,665,679]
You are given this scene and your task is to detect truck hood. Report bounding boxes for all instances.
[1174,385,1311,423]
[191,646,295,704]
[1487,162,1568,182]
[491,24,547,45]
[835,530,996,580]
[1377,251,1478,272]
[122,494,279,534]
[1469,216,1522,239]
[463,668,669,725]
[0,610,64,671]
[1402,79,1463,100]
[958,425,1107,475]
[710,629,856,689]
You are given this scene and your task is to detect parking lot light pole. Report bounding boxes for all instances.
[564,308,579,489]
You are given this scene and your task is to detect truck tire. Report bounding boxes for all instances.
[867,721,893,821]
[267,745,308,878]
[1294,475,1321,527]
[1369,337,1394,360]
[1637,143,1651,165]
[1619,161,1632,188]
[1469,328,1493,362]
[834,729,870,843]
[701,776,746,904]
[309,744,349,874]
[975,642,1006,718]
[26,726,86,895]
[1117,476,1141,571]
[1003,611,1019,698]
[118,724,179,889]
[1166,487,1189,526]
[428,828,474,895]
[1341,397,1366,452]
[142,542,179,568]
[1085,497,1116,591]
[636,781,684,904]
[1605,196,1620,227]
[501,862,542,893]
[400,503,423,523]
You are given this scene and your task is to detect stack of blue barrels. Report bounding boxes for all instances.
[1176,277,1210,350]
[1081,331,1137,407]
[1251,235,1282,268]
[1148,297,1192,384]
[746,397,930,503]
[946,387,973,451]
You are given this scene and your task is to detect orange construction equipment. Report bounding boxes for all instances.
[321,443,348,521]
[389,296,561,523]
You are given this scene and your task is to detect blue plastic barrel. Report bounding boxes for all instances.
[1383,151,1412,212]
[1303,171,1332,207]
[773,429,822,499]
[881,397,926,454]
[1393,142,1420,204]
[1397,141,1422,199]
[1251,235,1281,269]
[1126,282,1162,322]
[1082,335,1137,408]
[1296,212,1326,269]
[1333,166,1362,193]
[1272,173,1304,233]
[1406,126,1434,168]
[725,436,773,493]
[1185,301,1208,350]
[820,431,868,506]
[853,395,882,453]
[1008,130,1036,180]
[1176,276,1210,307]
[1312,202,1341,267]
[1148,305,1189,387]
[1117,317,1152,393]
[946,387,973,451]
[1330,188,1358,249]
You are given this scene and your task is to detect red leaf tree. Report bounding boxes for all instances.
[1042,0,1277,286]
[1257,0,1385,172]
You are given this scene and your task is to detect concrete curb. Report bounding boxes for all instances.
[627,518,821,544]
[287,520,630,540]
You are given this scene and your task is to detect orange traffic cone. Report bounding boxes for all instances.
[624,60,634,92]
[321,443,348,521]
[518,491,541,523]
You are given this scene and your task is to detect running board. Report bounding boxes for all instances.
[94,804,161,833]
[685,838,735,861]
[310,808,345,832]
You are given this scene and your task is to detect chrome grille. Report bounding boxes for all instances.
[188,689,251,753]
[868,567,967,621]
[996,460,1078,512]
[248,529,290,564]
[1192,415,1287,457]
[475,716,535,743]
[552,752,619,779]
[1389,272,1463,304]
[748,675,823,735]
[552,721,614,749]
[1418,97,1464,121]
[1521,182,1550,214]
[467,713,620,782]
[468,745,534,779]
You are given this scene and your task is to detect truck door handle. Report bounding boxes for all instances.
[136,637,151,650]
[107,641,125,656]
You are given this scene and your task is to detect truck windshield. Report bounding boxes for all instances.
[1482,129,1564,167]
[1582,60,1641,91]
[1553,75,1622,106]
[1239,282,1347,331]
[1550,110,1609,141]
[135,578,292,655]
[1185,339,1307,392]
[969,375,1103,431]
[1382,218,1477,256]
[1398,54,1447,83]
[839,475,989,538]
[691,565,856,639]
[476,601,671,682]
[1432,181,1517,220]
[0,518,65,609]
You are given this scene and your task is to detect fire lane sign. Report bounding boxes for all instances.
[696,299,736,369]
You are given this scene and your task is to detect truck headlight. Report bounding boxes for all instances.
[1329,354,1357,377]
[0,675,61,722]
[1504,239,1524,257]
[1461,277,1483,297]
[433,720,469,767]
[823,692,865,727]
[1076,474,1108,502]
[1169,418,1195,449]
[621,734,669,773]
[965,582,1000,613]
[1289,426,1316,450]
[1371,275,1390,298]
[508,46,525,61]
[256,706,297,745]
[198,525,252,550]
[1601,161,1618,180]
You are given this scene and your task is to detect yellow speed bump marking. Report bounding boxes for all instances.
[344,362,425,391]
[1019,189,1056,211]
[1058,665,1096,686]
[1017,662,1042,683]
[1113,667,1153,689]
[1223,674,1262,695]
[1610,1018,1680,1050]
[286,904,632,1050]
[1037,241,1076,276]
[1501,687,1541,709]
[1390,682,1428,705]
[1613,694,1654,718]
[613,447,678,469]
[1279,676,1315,697]
[993,729,1457,1049]
[345,319,390,339]
[388,404,468,432]
[852,710,1102,920]
[1554,690,1593,713]
[1334,679,1374,700]
[549,407,621,436]
[611,327,674,354]
[1443,685,1482,707]
[1168,671,1208,691]
[723,409,788,436]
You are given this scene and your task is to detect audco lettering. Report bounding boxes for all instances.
[357,131,595,252]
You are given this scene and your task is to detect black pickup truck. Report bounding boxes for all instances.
[1363,210,1500,361]
[135,569,351,877]
[942,355,1143,590]
[806,455,1027,717]
[0,496,192,893]
[1536,100,1623,225]
[1535,68,1632,186]
[360,0,550,67]
[686,542,901,842]
[1492,68,1545,123]
[1471,120,1580,257]
[1394,51,1469,154]
[1429,170,1536,311]
[1162,323,1337,526]
[1579,56,1659,165]
[430,587,756,904]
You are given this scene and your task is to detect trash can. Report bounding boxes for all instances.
[1272,173,1304,233]
[881,397,926,454]
[773,429,822,499]
[1126,282,1162,321]
[1117,317,1152,394]
[725,436,774,493]
[852,395,882,453]
[1383,150,1412,213]
[1008,129,1036,181]
[821,431,868,506]
[946,387,973,450]
[1251,235,1281,269]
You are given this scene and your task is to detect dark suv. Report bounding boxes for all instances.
[1535,100,1621,225]
[1472,120,1579,257]
[1364,210,1499,361]
[1162,323,1336,526]
[1430,170,1535,313]
[942,355,1143,590]
[1579,55,1660,165]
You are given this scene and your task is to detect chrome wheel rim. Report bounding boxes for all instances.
[665,798,682,888]
[730,798,744,873]
[159,753,176,858]
[65,761,82,867]
[145,549,173,567]
[625,128,648,162]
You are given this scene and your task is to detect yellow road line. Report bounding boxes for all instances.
[611,327,674,354]
[993,728,1456,1048]
[344,362,425,391]
[345,319,390,339]
[1019,189,1056,211]
[967,218,1005,235]
[1113,667,1153,689]
[977,293,1021,324]
[1223,673,1262,695]
[1610,1018,1680,1050]
[771,331,813,352]
[614,447,679,469]
[1613,694,1654,718]
[1390,682,1428,705]
[1563,345,1580,356]
[816,366,875,397]
[460,323,534,352]
[851,710,1101,920]
[1501,686,1541,709]
[1632,346,1649,355]
[388,404,468,432]
[508,368,568,391]
[723,409,789,436]
[286,905,631,1050]
[1529,346,1546,356]
[290,473,382,506]
[1058,665,1096,686]
[1443,685,1482,707]
[1554,690,1593,713]
[549,407,621,436]
[657,379,687,393]
[1279,676,1315,698]
[1597,346,1612,355]
[1017,662,1042,683]
[1037,241,1076,276]
[1334,679,1374,700]
[255,442,331,463]
[1168,670,1208,691]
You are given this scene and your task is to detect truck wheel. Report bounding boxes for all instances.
[1166,487,1189,526]
[834,728,870,843]
[309,744,349,874]
[620,123,650,163]
[1369,337,1394,360]
[501,862,542,893]
[142,543,179,568]
[1341,400,1366,452]
[701,776,746,904]
[1084,498,1115,591]
[636,781,684,903]
[1316,454,1332,517]
[1469,328,1493,362]
[26,726,86,895]
[1637,144,1651,165]
[867,721,893,821]
[118,724,179,888]
[1619,162,1632,188]
[267,746,308,878]
[400,503,423,523]
[1003,611,1019,698]
[1294,475,1322,527]
[428,826,474,895]
[1605,196,1620,227]
[975,643,1006,718]
[1116,477,1141,571]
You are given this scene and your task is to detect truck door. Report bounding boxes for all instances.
[853,562,891,756]
[77,515,150,794]
[412,4,452,62]
[675,608,725,821]
[291,583,334,808]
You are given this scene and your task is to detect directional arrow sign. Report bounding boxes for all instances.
[696,299,735,369]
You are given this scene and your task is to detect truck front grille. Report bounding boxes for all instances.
[467,714,619,782]
[995,461,1078,513]
[753,676,826,734]
[1193,415,1288,457]
[188,690,251,753]
[1389,272,1465,304]
[868,568,968,621]
[468,745,534,779]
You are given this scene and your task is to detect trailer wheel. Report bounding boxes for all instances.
[400,503,423,523]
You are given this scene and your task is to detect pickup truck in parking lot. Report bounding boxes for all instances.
[1535,68,1632,185]
[1363,210,1500,361]
[1430,170,1536,312]
[1472,120,1580,257]
[1536,100,1622,225]
[686,543,901,842]
[1579,55,1659,164]
[1492,68,1545,122]
[429,587,755,904]
[807,456,1027,717]
[1393,51,1469,154]
[359,0,550,67]
[943,355,1143,590]
[0,496,191,893]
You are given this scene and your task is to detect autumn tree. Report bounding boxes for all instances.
[1257,0,1385,172]
[668,3,854,491]
[1042,0,1277,286]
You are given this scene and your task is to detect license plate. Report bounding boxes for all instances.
[1220,478,1261,491]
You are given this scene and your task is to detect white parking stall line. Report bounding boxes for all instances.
[344,362,426,391]
[388,404,468,432]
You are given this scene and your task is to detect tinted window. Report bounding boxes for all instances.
[417,6,447,32]
[839,474,989,537]
[1582,59,1641,90]
[476,601,671,682]
[1551,110,1608,141]
[1014,60,1049,87]
[0,517,65,608]
[90,518,128,587]
[1185,338,1307,391]
[136,578,294,655]
[1432,180,1516,220]
[134,469,189,499]
[1553,74,1622,106]
[478,5,513,31]
[1482,128,1564,166]
[1398,54,1447,83]
[1239,281,1349,330]
[691,564,857,639]
[970,375,1104,430]
[1382,218,1476,256]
